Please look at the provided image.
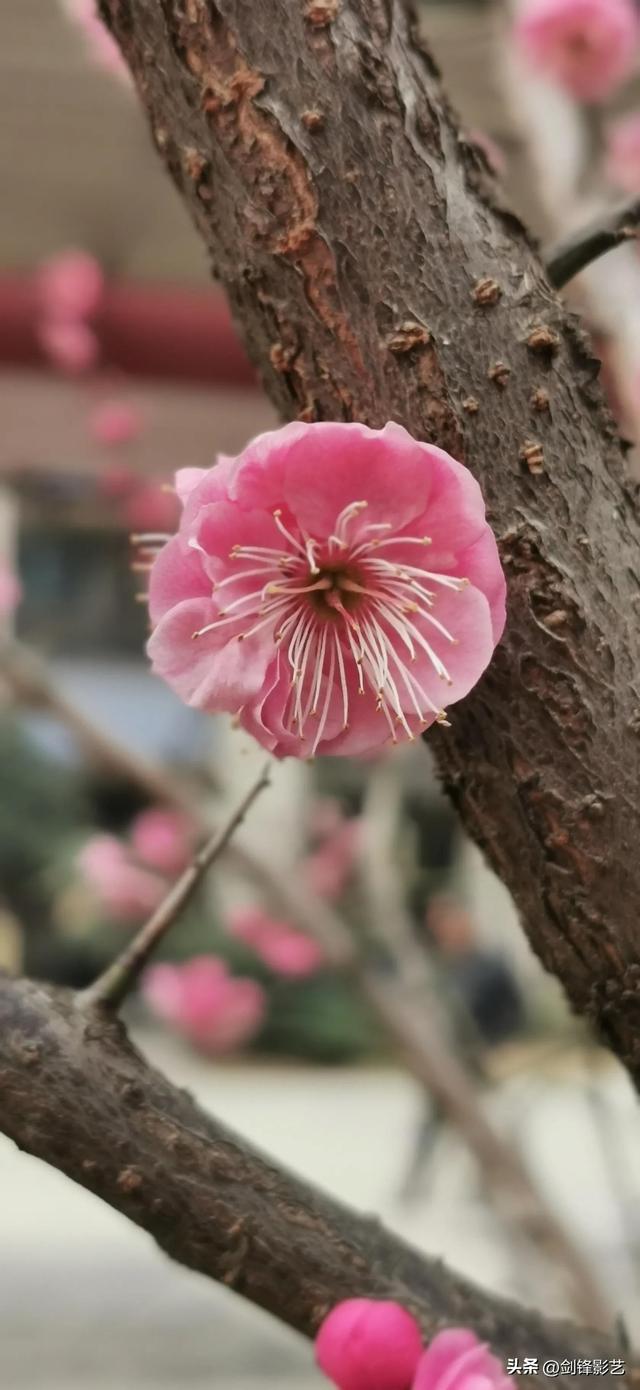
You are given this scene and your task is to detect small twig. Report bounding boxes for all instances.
[78,764,271,1012]
[546,196,640,290]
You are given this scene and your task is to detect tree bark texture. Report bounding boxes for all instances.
[96,0,640,1084]
[0,974,625,1382]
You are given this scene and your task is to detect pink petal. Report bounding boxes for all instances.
[147,598,274,712]
[412,1331,508,1390]
[231,421,435,535]
[147,536,210,626]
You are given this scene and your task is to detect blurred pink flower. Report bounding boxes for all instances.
[130,807,195,877]
[147,421,505,760]
[36,249,105,324]
[605,112,640,193]
[304,818,360,903]
[308,798,346,841]
[227,907,324,978]
[78,834,165,923]
[90,400,143,448]
[37,320,99,375]
[412,1329,510,1390]
[61,0,130,82]
[513,0,639,103]
[124,482,179,534]
[315,1299,423,1390]
[0,562,21,619]
[142,956,266,1053]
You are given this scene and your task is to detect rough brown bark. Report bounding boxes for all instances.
[0,974,625,1382]
[97,0,640,1084]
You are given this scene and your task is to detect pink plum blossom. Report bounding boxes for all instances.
[513,0,639,103]
[412,1329,511,1390]
[0,562,21,619]
[36,249,105,324]
[142,956,266,1053]
[315,1299,424,1390]
[605,113,640,193]
[303,817,360,902]
[227,907,324,978]
[77,834,165,923]
[90,400,143,448]
[37,320,99,375]
[146,422,506,761]
[60,0,131,82]
[130,807,195,877]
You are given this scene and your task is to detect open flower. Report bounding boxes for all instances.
[77,834,165,923]
[513,0,639,104]
[130,807,195,877]
[146,422,505,760]
[412,1330,511,1390]
[142,956,266,1053]
[227,906,325,978]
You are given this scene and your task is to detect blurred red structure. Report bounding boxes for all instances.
[0,275,256,388]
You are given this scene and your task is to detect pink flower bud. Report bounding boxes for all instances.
[315,1300,424,1390]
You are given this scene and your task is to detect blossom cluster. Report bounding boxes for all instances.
[314,1299,510,1390]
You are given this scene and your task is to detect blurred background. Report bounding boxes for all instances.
[1,1,640,1386]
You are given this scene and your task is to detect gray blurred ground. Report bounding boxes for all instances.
[2,1033,640,1387]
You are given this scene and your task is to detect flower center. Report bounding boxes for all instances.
[164,500,469,755]
[307,563,366,619]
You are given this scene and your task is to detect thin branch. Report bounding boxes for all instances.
[78,764,271,1011]
[545,196,640,290]
[1,635,607,1324]
[356,760,610,1331]
[0,637,215,806]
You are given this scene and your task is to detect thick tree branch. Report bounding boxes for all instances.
[0,632,610,1322]
[97,0,640,1087]
[0,974,625,1382]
